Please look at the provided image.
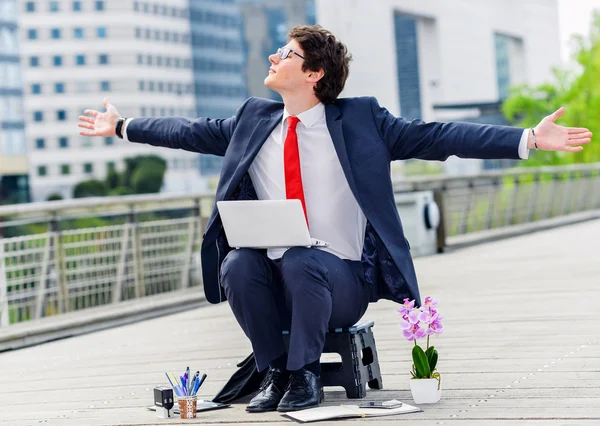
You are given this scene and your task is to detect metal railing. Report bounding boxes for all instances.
[1,163,600,327]
[394,163,600,238]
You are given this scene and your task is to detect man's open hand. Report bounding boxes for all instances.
[531,107,593,152]
[78,98,120,137]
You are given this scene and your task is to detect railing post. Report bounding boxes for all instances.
[0,241,9,327]
[577,171,590,212]
[527,173,540,222]
[130,209,145,299]
[50,217,70,313]
[559,172,574,216]
[112,216,132,304]
[433,190,446,253]
[504,176,519,227]
[543,174,557,219]
[483,178,499,230]
[592,171,600,210]
[458,182,474,235]
[33,234,52,320]
[180,200,201,289]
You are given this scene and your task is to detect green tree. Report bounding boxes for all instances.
[73,179,108,198]
[46,193,63,201]
[502,11,600,166]
[131,164,165,194]
[105,167,120,190]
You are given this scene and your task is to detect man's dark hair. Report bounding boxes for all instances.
[288,25,352,104]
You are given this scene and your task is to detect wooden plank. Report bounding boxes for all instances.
[0,219,598,425]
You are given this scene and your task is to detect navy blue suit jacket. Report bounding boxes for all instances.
[127,96,524,306]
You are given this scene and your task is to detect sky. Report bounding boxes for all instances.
[557,0,600,63]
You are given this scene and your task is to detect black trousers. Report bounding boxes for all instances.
[220,247,371,372]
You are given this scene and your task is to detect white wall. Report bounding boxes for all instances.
[317,0,561,120]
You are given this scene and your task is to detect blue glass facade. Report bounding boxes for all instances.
[0,0,30,204]
[394,13,422,120]
[264,7,287,101]
[188,0,247,176]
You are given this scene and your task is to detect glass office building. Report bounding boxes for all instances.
[0,0,30,204]
[189,0,247,177]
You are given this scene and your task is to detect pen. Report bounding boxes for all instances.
[166,372,185,397]
[190,371,199,395]
[180,375,187,395]
[197,373,207,392]
[186,367,191,395]
[191,377,200,396]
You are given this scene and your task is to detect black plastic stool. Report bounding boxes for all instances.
[282,320,383,398]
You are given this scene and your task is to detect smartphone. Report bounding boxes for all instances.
[357,399,403,409]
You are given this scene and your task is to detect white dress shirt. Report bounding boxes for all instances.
[247,103,367,260]
[123,108,530,261]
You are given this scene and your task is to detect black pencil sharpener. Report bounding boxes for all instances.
[154,386,174,418]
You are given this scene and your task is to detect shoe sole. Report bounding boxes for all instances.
[277,390,324,412]
[246,406,279,413]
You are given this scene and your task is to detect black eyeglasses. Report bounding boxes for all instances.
[277,47,304,60]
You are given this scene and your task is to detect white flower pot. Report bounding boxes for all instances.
[410,378,442,404]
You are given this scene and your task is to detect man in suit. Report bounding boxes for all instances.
[79,25,591,413]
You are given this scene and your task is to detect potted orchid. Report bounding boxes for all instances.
[398,296,443,404]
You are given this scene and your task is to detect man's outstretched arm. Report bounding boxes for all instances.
[78,98,252,157]
[369,98,592,162]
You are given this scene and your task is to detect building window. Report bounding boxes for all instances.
[61,165,70,175]
[73,1,82,11]
[137,54,143,64]
[52,55,62,66]
[26,2,35,12]
[135,27,141,39]
[107,161,115,172]
[100,81,111,91]
[138,80,145,91]
[49,1,59,12]
[51,28,61,39]
[393,13,422,120]
[76,54,86,65]
[27,29,37,40]
[133,1,139,11]
[58,137,68,148]
[33,111,43,122]
[97,27,107,38]
[35,138,45,149]
[105,137,114,146]
[74,28,84,39]
[31,83,41,94]
[57,110,67,121]
[29,56,40,67]
[55,82,65,93]
[98,54,109,65]
[84,163,93,173]
[495,34,510,100]
[38,166,47,177]
[95,1,105,11]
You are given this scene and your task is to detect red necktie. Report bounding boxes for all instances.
[284,116,308,224]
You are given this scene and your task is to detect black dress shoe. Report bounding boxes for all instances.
[246,368,289,413]
[277,368,324,412]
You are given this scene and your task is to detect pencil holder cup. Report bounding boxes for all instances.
[178,395,197,419]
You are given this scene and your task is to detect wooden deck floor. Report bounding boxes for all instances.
[1,220,599,425]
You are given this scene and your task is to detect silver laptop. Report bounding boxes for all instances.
[216,200,329,249]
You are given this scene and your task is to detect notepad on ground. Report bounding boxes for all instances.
[146,400,230,414]
[282,400,421,422]
[216,200,329,249]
